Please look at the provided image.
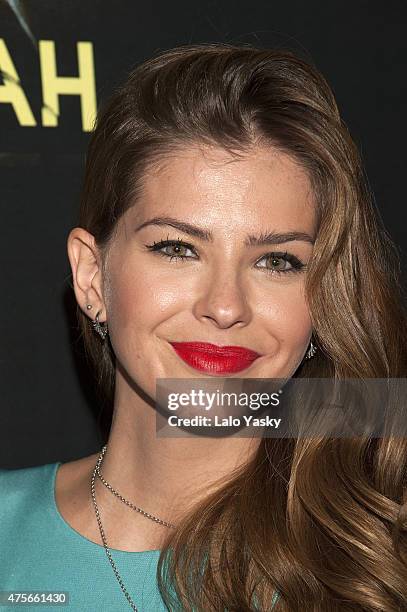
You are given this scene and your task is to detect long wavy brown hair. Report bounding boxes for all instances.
[73,43,407,610]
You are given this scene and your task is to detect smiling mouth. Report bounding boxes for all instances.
[169,341,262,374]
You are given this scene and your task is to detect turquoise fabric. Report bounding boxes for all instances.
[0,462,167,611]
[0,462,280,611]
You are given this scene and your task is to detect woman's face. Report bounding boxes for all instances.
[98,144,316,396]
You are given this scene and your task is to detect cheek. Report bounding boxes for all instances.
[258,283,312,347]
[105,263,183,338]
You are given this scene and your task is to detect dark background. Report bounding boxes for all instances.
[1,0,406,468]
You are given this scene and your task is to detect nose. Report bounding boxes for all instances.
[192,267,252,329]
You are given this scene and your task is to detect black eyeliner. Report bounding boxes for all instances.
[143,237,306,274]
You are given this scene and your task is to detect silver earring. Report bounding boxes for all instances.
[86,304,93,310]
[305,339,317,360]
[91,309,108,341]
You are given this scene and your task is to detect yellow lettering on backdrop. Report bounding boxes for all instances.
[0,38,36,126]
[39,40,97,132]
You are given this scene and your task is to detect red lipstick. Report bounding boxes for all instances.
[169,341,262,374]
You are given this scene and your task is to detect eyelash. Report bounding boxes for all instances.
[144,236,306,277]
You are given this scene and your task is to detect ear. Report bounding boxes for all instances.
[66,227,107,322]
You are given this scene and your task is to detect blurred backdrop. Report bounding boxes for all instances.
[1,0,406,468]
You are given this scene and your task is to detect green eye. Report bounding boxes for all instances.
[264,255,291,272]
[255,251,305,276]
[144,239,306,276]
[144,238,197,261]
[162,243,191,258]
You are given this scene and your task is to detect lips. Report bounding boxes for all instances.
[169,341,262,374]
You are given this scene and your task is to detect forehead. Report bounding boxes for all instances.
[128,143,316,235]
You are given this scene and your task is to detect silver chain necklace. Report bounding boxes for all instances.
[90,444,176,611]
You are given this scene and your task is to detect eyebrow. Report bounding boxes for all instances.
[134,216,315,246]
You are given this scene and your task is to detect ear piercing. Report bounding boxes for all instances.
[305,339,317,360]
[86,304,108,341]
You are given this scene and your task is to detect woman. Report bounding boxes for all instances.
[1,42,407,611]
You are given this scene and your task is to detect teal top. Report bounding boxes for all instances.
[0,462,280,611]
[0,461,167,611]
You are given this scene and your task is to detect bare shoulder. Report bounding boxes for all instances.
[57,452,100,489]
[55,451,101,539]
[58,453,99,479]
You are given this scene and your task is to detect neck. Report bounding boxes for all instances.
[95,370,261,549]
